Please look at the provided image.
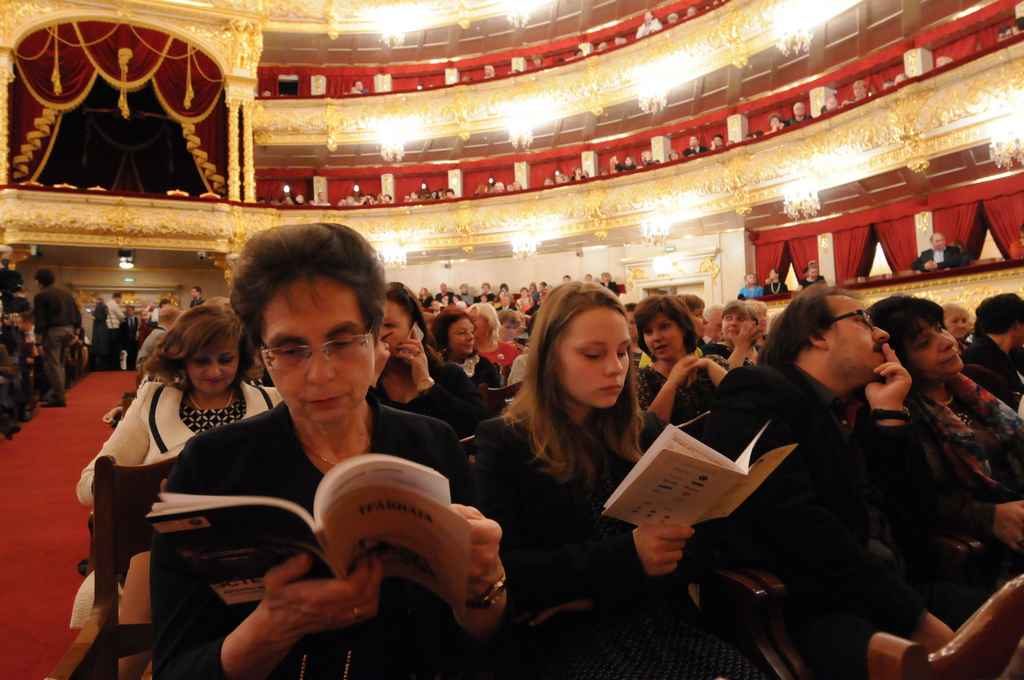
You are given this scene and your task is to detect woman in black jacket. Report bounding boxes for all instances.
[474,281,765,679]
[373,283,488,438]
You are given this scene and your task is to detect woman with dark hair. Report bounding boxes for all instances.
[474,282,766,679]
[417,286,434,309]
[634,294,727,425]
[151,224,506,679]
[374,283,488,437]
[868,295,1024,583]
[433,307,502,388]
[73,304,281,678]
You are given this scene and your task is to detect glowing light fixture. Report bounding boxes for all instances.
[501,98,555,149]
[372,117,419,162]
[782,181,821,220]
[504,0,551,28]
[652,255,675,276]
[379,241,408,268]
[511,233,540,259]
[989,115,1024,169]
[632,54,691,114]
[117,248,135,270]
[364,4,434,48]
[773,0,845,57]
[641,214,673,247]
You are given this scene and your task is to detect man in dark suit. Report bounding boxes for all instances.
[702,286,986,680]
[120,305,141,371]
[963,293,1024,407]
[682,135,707,157]
[912,232,970,272]
[32,269,81,407]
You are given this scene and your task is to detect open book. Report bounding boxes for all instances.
[148,454,471,618]
[602,421,796,526]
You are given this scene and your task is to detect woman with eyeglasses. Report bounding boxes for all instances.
[434,307,502,388]
[372,282,488,438]
[73,304,281,679]
[150,224,507,679]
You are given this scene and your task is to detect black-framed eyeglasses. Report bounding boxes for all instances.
[829,309,874,330]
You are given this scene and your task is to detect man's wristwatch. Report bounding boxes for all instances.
[870,407,910,422]
[416,376,435,394]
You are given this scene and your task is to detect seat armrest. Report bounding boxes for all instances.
[45,605,110,680]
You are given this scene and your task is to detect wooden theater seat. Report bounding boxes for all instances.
[700,567,1024,680]
[478,381,521,415]
[47,455,175,680]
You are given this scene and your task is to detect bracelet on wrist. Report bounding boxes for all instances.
[466,569,507,609]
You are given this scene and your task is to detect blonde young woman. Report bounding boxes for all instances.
[474,281,766,679]
[72,304,281,678]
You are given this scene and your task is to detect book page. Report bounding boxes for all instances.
[696,443,797,522]
[317,483,472,619]
[313,454,452,525]
[602,449,744,526]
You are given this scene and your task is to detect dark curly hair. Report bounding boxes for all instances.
[633,294,698,357]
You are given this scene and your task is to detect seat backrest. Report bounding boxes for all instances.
[92,455,175,609]
[479,381,522,415]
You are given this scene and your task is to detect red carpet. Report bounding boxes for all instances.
[0,371,137,680]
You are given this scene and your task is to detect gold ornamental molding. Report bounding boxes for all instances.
[5,41,1024,255]
[253,0,862,148]
[0,0,264,79]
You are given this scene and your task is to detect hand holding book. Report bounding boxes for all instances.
[632,524,694,576]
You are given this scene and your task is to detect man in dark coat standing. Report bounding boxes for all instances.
[91,297,112,371]
[120,305,141,371]
[32,269,80,407]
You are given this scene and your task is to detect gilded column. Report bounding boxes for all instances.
[227,98,241,201]
[0,49,14,186]
[242,100,255,203]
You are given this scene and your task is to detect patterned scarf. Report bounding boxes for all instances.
[910,373,1024,495]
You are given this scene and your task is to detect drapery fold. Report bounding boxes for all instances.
[875,216,918,272]
[981,193,1024,256]
[755,240,791,286]
[11,21,225,192]
[787,235,820,281]
[832,225,877,284]
[932,202,984,258]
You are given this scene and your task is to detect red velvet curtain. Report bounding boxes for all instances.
[875,216,917,271]
[12,21,223,190]
[833,225,877,284]
[755,240,791,284]
[981,192,1024,256]
[932,202,984,257]
[788,235,820,281]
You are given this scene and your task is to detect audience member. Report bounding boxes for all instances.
[106,292,126,369]
[350,80,366,94]
[703,304,724,345]
[869,295,1024,586]
[417,287,434,309]
[483,64,496,79]
[963,293,1024,405]
[913,232,970,272]
[75,304,281,677]
[457,283,475,306]
[137,304,181,368]
[635,295,727,425]
[1009,225,1024,259]
[599,271,619,293]
[516,288,534,314]
[786,101,809,126]
[433,307,502,388]
[373,283,487,438]
[475,282,496,303]
[764,268,788,296]
[942,302,974,352]
[151,223,505,678]
[91,296,113,371]
[470,302,520,372]
[189,286,205,308]
[702,286,988,680]
[636,10,663,39]
[800,260,826,288]
[768,114,785,133]
[738,273,763,299]
[623,301,644,368]
[498,309,525,345]
[474,282,765,679]
[121,305,141,371]
[722,300,761,369]
[32,268,80,408]
[436,282,457,305]
[843,79,873,107]
[0,342,20,438]
[821,92,840,115]
[709,134,725,150]
[683,136,707,157]
[0,257,23,310]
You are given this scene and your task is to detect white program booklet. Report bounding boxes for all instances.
[602,421,796,526]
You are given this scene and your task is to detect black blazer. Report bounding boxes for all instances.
[151,397,479,679]
[474,416,692,619]
[701,366,930,637]
[373,362,488,438]
[963,334,1024,400]
[912,245,970,271]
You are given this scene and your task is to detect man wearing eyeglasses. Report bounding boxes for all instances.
[702,286,987,680]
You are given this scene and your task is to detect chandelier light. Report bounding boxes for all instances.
[505,0,551,28]
[511,233,540,259]
[989,117,1024,169]
[640,215,673,247]
[379,241,408,268]
[782,181,821,220]
[502,99,554,149]
[773,0,844,57]
[632,55,688,115]
[373,117,419,162]
[364,4,433,49]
